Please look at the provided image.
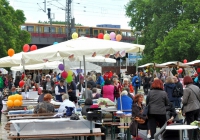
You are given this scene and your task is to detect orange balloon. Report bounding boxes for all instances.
[19,101,23,106]
[14,100,21,107]
[16,95,23,100]
[8,96,13,101]
[8,48,15,57]
[12,95,17,101]
[116,34,122,41]
[7,100,14,107]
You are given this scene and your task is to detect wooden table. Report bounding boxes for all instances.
[6,113,56,120]
[8,133,104,140]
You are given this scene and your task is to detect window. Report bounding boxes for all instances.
[27,26,34,32]
[107,30,115,34]
[85,28,89,35]
[21,26,27,31]
[93,30,98,36]
[51,27,55,33]
[122,32,127,36]
[44,26,49,33]
[99,30,104,33]
[58,27,63,34]
[127,32,132,37]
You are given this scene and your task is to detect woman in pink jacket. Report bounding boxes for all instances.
[101,79,115,101]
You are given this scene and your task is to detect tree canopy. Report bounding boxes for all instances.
[0,0,30,58]
[125,0,200,64]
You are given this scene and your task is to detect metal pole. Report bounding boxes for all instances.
[136,35,138,73]
[79,61,81,83]
[83,55,87,98]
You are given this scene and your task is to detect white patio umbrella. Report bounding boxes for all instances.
[22,37,145,63]
[21,37,145,98]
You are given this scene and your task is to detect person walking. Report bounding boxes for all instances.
[147,79,169,139]
[182,76,200,139]
[132,74,140,95]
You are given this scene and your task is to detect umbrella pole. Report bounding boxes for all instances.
[83,55,88,99]
[21,57,27,98]
[79,61,81,83]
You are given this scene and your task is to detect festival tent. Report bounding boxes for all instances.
[138,63,167,68]
[185,60,200,66]
[22,37,145,63]
[159,61,190,68]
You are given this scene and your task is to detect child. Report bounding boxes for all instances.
[82,84,93,99]
[92,88,100,99]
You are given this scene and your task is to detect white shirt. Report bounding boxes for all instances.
[55,85,65,95]
[58,99,76,113]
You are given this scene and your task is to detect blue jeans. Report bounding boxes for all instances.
[134,86,138,94]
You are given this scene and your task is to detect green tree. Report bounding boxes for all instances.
[0,0,30,58]
[125,0,200,64]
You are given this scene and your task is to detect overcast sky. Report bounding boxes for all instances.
[9,0,131,29]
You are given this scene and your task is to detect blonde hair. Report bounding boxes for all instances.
[121,90,128,95]
[165,76,174,84]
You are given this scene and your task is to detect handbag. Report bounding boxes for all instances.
[143,91,151,116]
[134,117,145,124]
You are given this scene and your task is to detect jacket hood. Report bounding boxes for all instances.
[165,83,175,88]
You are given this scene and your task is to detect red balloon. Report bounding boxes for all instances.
[98,33,104,39]
[197,68,200,74]
[23,44,30,52]
[61,71,68,79]
[30,45,37,51]
[19,80,25,87]
[178,68,183,74]
[183,59,187,63]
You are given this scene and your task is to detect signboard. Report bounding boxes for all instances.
[128,53,142,63]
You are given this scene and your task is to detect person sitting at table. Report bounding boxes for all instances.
[117,90,132,114]
[34,93,55,113]
[43,75,54,94]
[82,84,93,99]
[55,79,66,102]
[58,94,76,113]
[92,88,100,99]
[130,93,150,139]
[33,83,42,95]
[10,86,18,95]
[81,98,93,116]
[37,89,48,103]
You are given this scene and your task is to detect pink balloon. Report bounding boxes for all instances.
[61,71,68,79]
[109,32,116,40]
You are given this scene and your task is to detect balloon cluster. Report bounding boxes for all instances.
[23,44,38,52]
[58,64,73,83]
[7,94,23,107]
[98,32,122,41]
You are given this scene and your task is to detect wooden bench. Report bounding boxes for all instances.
[6,113,56,120]
[8,133,104,140]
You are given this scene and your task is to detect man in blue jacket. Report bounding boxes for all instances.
[96,73,104,86]
[132,74,141,95]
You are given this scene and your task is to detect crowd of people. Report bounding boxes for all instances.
[0,69,200,139]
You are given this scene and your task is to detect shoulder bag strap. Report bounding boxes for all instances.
[188,87,200,102]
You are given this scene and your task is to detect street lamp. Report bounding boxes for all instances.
[135,31,141,73]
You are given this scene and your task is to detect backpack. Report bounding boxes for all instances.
[135,77,139,84]
[172,86,182,97]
